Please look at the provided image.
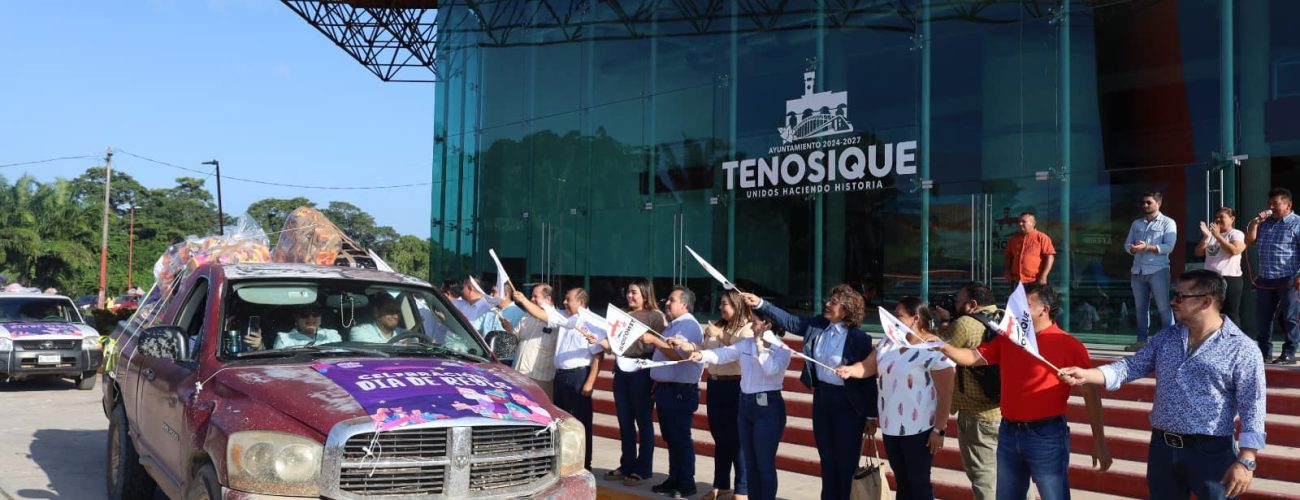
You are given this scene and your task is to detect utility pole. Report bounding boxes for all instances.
[127,204,136,292]
[97,147,113,309]
[202,159,223,234]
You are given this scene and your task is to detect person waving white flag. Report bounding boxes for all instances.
[1003,283,1057,370]
[604,305,651,356]
[877,306,945,349]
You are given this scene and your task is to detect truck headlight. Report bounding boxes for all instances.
[0,338,11,351]
[556,417,586,476]
[227,431,322,497]
[82,336,102,350]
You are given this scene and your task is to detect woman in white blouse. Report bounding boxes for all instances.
[1196,207,1246,326]
[678,315,791,500]
[836,297,955,500]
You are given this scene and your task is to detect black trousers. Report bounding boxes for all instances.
[554,366,594,470]
[883,431,936,500]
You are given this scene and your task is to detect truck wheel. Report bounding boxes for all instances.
[185,463,221,500]
[107,404,155,500]
[75,372,97,390]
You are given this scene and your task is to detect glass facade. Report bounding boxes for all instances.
[432,0,1300,339]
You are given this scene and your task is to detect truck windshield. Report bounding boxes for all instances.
[0,298,81,323]
[220,281,487,360]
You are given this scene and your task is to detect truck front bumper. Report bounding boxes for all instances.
[0,348,102,379]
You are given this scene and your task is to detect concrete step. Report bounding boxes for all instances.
[588,410,1296,499]
[597,359,1300,417]
[592,377,1300,449]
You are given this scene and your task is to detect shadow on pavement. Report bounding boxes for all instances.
[18,429,106,499]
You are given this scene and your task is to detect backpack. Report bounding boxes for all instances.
[957,310,1004,403]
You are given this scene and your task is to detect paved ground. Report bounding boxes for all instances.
[0,377,109,500]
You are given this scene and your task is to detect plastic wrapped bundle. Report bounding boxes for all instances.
[152,217,272,285]
[270,207,344,265]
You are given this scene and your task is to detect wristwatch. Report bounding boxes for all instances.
[1236,457,1257,472]
[932,428,946,437]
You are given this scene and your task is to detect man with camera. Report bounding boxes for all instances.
[933,282,1004,500]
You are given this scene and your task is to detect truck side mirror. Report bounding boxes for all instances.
[138,326,188,361]
[484,330,517,364]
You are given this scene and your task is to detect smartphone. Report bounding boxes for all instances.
[246,316,261,348]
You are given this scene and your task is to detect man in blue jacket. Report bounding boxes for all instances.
[742,285,878,500]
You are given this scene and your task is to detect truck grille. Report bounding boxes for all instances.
[339,464,447,495]
[15,340,79,350]
[471,426,552,455]
[469,457,554,492]
[328,423,556,499]
[344,428,449,460]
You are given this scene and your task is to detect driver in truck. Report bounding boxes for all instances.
[349,292,413,343]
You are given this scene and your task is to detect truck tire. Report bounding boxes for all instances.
[185,463,221,500]
[75,372,97,390]
[107,404,155,500]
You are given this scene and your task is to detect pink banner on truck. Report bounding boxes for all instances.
[2,322,88,337]
[311,359,552,431]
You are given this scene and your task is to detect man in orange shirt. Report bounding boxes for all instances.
[925,285,1111,500]
[1004,213,1057,285]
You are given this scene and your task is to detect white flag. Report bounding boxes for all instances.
[467,275,488,298]
[605,306,650,356]
[488,249,509,303]
[877,306,945,349]
[1003,283,1051,365]
[368,250,395,272]
[569,308,611,342]
[617,357,687,372]
[685,245,736,290]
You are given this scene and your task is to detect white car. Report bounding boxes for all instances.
[0,292,103,389]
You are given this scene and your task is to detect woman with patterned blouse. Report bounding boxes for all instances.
[837,297,956,500]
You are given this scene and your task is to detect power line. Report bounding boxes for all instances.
[0,154,101,169]
[115,149,434,190]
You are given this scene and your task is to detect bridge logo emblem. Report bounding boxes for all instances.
[778,66,854,144]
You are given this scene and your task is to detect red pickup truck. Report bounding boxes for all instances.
[101,263,594,500]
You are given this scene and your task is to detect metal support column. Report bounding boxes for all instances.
[727,1,738,280]
[1221,0,1237,209]
[919,1,933,301]
[1058,1,1072,328]
[812,0,826,309]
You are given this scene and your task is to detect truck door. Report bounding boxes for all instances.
[134,277,209,491]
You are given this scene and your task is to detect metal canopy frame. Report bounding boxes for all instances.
[282,0,441,82]
[282,0,1130,83]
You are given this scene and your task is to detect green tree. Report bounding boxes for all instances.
[321,201,400,255]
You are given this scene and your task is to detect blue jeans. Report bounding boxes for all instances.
[739,391,785,500]
[707,378,746,493]
[997,417,1071,500]
[1254,278,1300,358]
[613,366,654,478]
[655,383,700,491]
[1132,269,1173,342]
[883,431,935,500]
[1147,431,1237,499]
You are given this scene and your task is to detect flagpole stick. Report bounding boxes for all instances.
[763,340,836,372]
[1036,356,1062,373]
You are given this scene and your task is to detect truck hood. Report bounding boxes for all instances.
[0,322,97,339]
[213,358,555,435]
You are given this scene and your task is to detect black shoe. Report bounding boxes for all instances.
[652,481,676,495]
[1273,356,1298,365]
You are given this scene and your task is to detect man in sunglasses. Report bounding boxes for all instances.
[273,304,342,348]
[1059,270,1267,499]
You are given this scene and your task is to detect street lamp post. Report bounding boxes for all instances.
[127,204,138,292]
[202,159,224,234]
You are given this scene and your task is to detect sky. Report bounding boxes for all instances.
[0,1,436,237]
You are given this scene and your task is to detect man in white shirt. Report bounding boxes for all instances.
[350,293,413,343]
[453,275,493,323]
[510,283,564,397]
[548,288,604,470]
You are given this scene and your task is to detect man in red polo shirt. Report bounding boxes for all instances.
[926,284,1111,500]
